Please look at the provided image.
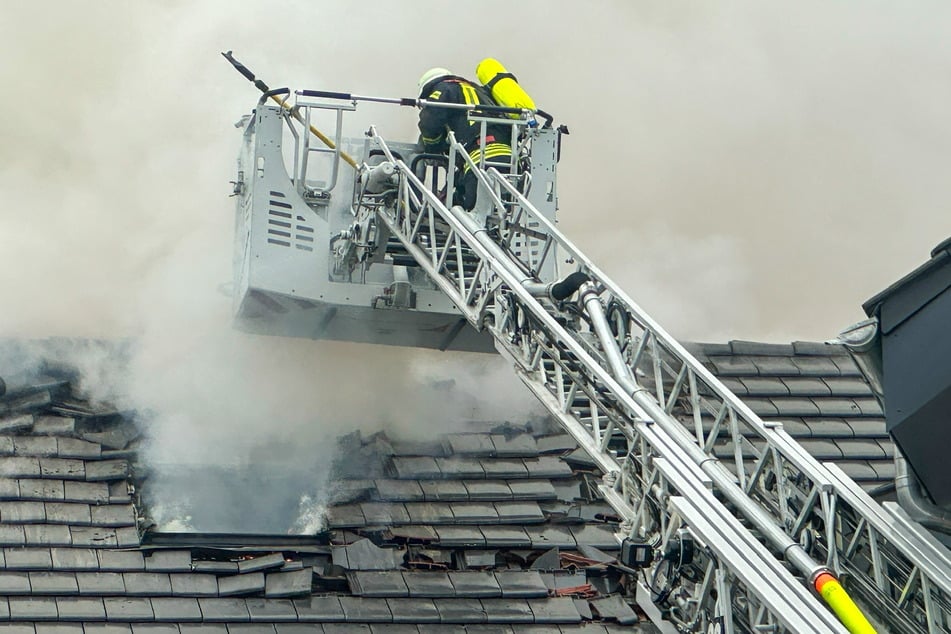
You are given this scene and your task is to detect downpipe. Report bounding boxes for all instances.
[895,449,951,534]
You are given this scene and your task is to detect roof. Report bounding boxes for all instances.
[0,337,890,631]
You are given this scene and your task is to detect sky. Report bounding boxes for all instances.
[1,1,950,528]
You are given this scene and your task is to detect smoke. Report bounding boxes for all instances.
[2,1,951,530]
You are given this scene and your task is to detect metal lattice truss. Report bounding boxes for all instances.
[359,127,951,634]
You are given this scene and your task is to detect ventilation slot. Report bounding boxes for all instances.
[266,192,317,252]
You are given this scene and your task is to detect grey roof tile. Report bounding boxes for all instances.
[170,573,219,597]
[401,572,454,598]
[149,597,203,623]
[418,481,467,502]
[123,572,172,596]
[840,440,887,460]
[789,356,841,377]
[0,436,13,456]
[55,597,106,621]
[506,480,557,501]
[192,561,237,575]
[13,437,58,457]
[793,341,846,356]
[98,550,145,572]
[69,526,117,548]
[339,596,393,623]
[448,571,501,598]
[390,457,441,480]
[84,459,129,482]
[730,341,795,356]
[522,458,572,479]
[852,398,883,416]
[76,572,125,595]
[527,597,581,623]
[103,597,155,621]
[772,398,820,417]
[871,461,897,480]
[326,505,366,529]
[535,435,576,454]
[494,502,544,524]
[9,597,58,619]
[489,435,538,458]
[717,378,748,396]
[740,399,779,417]
[479,460,527,480]
[1,501,46,522]
[81,623,133,633]
[523,525,576,550]
[31,416,74,436]
[802,418,854,438]
[0,458,41,478]
[830,356,862,377]
[568,525,619,550]
[781,378,832,397]
[145,551,192,573]
[44,502,91,525]
[404,503,454,524]
[349,571,409,597]
[813,399,863,417]
[750,356,800,376]
[197,598,250,622]
[291,596,344,622]
[434,458,484,479]
[444,434,495,456]
[0,416,33,435]
[822,377,873,396]
[0,625,34,634]
[386,598,439,624]
[481,598,534,624]
[225,625,276,634]
[479,527,531,549]
[493,572,547,598]
[738,378,788,396]
[264,568,312,599]
[433,527,485,549]
[19,479,65,501]
[218,572,265,597]
[0,571,31,593]
[179,627,228,634]
[35,626,86,634]
[24,524,72,547]
[0,477,17,498]
[0,525,25,546]
[836,461,879,481]
[332,539,403,571]
[245,598,298,622]
[797,440,843,460]
[462,482,512,501]
[4,548,52,570]
[433,598,486,624]
[55,438,101,460]
[90,504,136,527]
[39,458,84,480]
[323,627,369,634]
[27,571,78,594]
[448,503,497,524]
[709,356,758,376]
[774,418,812,437]
[548,481,582,503]
[130,627,179,634]
[374,480,425,502]
[589,594,639,625]
[48,547,98,571]
[236,553,285,574]
[63,481,109,504]
[361,503,410,526]
[844,418,888,438]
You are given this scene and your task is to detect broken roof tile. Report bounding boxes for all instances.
[236,553,285,574]
[527,597,582,623]
[522,457,572,479]
[217,572,265,597]
[433,527,486,549]
[332,539,404,571]
[568,525,619,551]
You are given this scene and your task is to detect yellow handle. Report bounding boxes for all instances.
[815,573,877,634]
[268,94,358,170]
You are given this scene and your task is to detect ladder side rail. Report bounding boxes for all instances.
[488,168,951,629]
[366,130,850,632]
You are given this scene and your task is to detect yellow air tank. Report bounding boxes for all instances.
[476,58,536,115]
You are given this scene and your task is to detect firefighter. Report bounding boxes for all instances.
[416,67,512,211]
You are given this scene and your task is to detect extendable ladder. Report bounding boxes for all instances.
[355,126,950,634]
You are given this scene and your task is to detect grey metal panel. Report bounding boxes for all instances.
[0,571,30,593]
[98,550,145,572]
[19,480,65,501]
[69,527,117,548]
[506,480,557,501]
[90,504,136,527]
[218,573,265,597]
[448,571,501,598]
[417,481,467,502]
[236,553,285,574]
[264,568,312,599]
[489,435,538,458]
[76,572,126,595]
[493,572,548,598]
[84,459,129,482]
[13,438,58,457]
[245,598,299,622]
[123,572,173,596]
[7,597,59,621]
[1,501,46,522]
[24,524,71,546]
[338,597,393,623]
[360,503,410,526]
[38,458,84,480]
[55,597,106,621]
[390,458,441,480]
[28,571,78,594]
[150,597,203,622]
[433,598,486,624]
[349,571,409,597]
[4,547,52,570]
[63,481,109,504]
[102,597,155,621]
[291,596,345,622]
[44,502,91,525]
[373,480,425,502]
[400,572,455,598]
[461,482,511,501]
[385,598,439,624]
[197,598,251,622]
[170,573,220,597]
[480,598,534,624]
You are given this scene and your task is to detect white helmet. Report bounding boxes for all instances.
[418,67,453,97]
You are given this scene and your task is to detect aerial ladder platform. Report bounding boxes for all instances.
[228,76,951,633]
